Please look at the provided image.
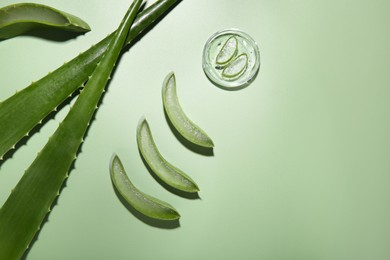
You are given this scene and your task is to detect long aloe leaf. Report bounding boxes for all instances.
[0,0,179,160]
[0,0,142,258]
[0,3,90,39]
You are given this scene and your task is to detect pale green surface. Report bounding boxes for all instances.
[0,0,390,259]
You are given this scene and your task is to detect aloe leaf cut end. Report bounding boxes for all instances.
[0,0,180,160]
[0,3,90,39]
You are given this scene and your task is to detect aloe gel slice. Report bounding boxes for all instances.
[222,53,248,79]
[137,117,200,193]
[162,72,214,148]
[216,36,238,66]
[0,3,90,39]
[110,154,180,220]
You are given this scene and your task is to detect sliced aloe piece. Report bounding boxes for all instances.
[222,53,248,79]
[0,3,90,39]
[216,35,238,66]
[110,154,180,220]
[162,72,214,148]
[137,117,199,193]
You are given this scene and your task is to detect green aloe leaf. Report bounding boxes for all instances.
[0,3,90,39]
[0,0,180,160]
[0,0,143,258]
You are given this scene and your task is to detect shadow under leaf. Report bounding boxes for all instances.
[21,29,89,42]
[0,88,81,171]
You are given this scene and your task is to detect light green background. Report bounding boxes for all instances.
[1,0,390,259]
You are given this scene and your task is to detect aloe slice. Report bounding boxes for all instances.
[137,117,199,193]
[216,35,238,66]
[222,53,248,79]
[110,154,180,220]
[0,0,142,258]
[162,72,214,148]
[0,3,90,39]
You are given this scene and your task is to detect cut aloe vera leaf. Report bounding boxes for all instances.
[222,53,248,79]
[0,0,142,258]
[0,0,179,160]
[162,72,214,148]
[110,154,180,220]
[137,117,199,193]
[215,35,238,66]
[0,3,90,39]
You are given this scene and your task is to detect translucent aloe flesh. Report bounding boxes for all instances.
[222,53,248,79]
[0,0,179,160]
[0,3,90,39]
[216,35,238,65]
[162,72,214,148]
[110,154,180,220]
[0,0,175,258]
[137,117,199,193]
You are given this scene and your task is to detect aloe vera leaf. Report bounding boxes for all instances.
[0,0,142,258]
[0,3,90,39]
[110,154,180,220]
[162,72,214,148]
[137,117,200,193]
[0,0,179,160]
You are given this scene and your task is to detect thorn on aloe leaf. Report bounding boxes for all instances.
[0,0,181,258]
